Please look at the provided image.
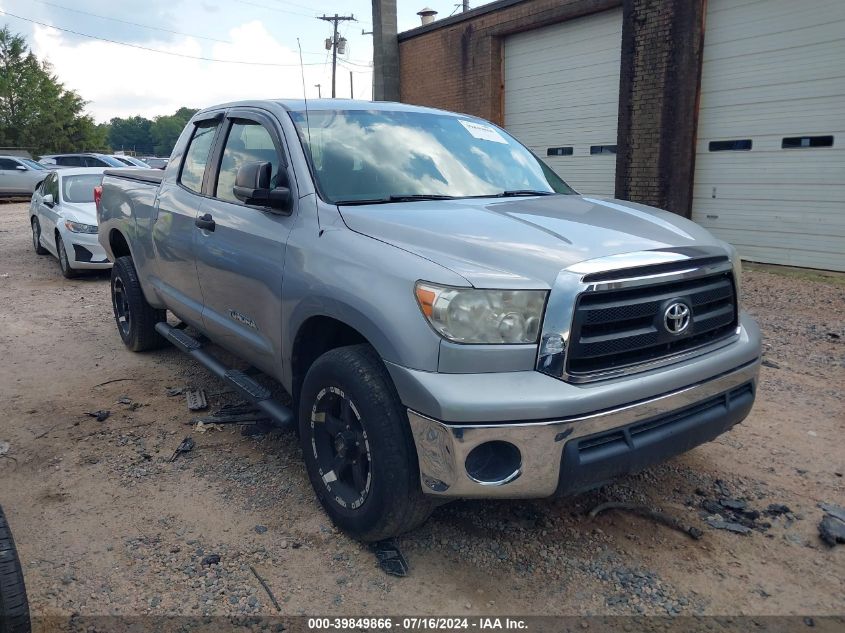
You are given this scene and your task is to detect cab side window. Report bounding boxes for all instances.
[215,120,282,204]
[180,121,218,194]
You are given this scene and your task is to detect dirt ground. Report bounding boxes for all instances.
[0,201,843,622]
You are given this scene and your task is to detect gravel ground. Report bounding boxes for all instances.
[0,201,843,621]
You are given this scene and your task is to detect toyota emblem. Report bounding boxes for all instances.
[663,301,691,335]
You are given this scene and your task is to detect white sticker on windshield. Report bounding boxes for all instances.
[459,119,508,144]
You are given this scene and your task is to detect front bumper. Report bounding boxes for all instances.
[65,231,111,269]
[408,359,758,498]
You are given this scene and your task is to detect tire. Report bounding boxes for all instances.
[55,234,77,279]
[110,256,166,352]
[30,218,47,255]
[0,505,31,633]
[299,344,434,542]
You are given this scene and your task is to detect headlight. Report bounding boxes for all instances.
[415,282,547,344]
[65,220,97,234]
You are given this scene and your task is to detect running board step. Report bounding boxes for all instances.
[155,322,294,429]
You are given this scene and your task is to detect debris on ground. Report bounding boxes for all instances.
[818,503,845,546]
[819,502,845,523]
[201,554,221,566]
[589,501,703,540]
[192,402,269,426]
[185,388,208,411]
[250,565,282,612]
[254,525,268,534]
[169,436,195,462]
[695,485,796,535]
[705,518,753,535]
[0,441,9,456]
[372,539,409,577]
[84,410,111,422]
[193,421,225,434]
[117,396,132,405]
[166,387,184,397]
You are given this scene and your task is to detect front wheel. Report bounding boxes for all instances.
[30,218,47,255]
[299,345,434,542]
[110,256,166,352]
[56,235,77,279]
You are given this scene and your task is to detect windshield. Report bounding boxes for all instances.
[289,109,574,204]
[115,155,148,167]
[21,159,46,170]
[62,174,103,203]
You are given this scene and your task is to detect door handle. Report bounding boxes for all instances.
[195,213,215,232]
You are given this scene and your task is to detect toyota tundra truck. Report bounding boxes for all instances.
[97,100,761,541]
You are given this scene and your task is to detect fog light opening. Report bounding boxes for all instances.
[465,441,522,485]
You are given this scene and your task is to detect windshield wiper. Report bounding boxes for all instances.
[497,190,556,197]
[335,194,456,205]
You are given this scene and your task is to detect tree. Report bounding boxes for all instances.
[150,107,198,156]
[108,115,153,155]
[0,26,105,155]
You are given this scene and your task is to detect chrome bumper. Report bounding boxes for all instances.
[408,360,759,498]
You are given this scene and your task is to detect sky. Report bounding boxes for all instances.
[0,0,493,123]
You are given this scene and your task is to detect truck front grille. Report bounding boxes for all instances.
[566,270,738,376]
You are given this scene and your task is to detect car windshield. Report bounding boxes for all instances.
[289,109,574,204]
[21,159,46,170]
[62,174,103,203]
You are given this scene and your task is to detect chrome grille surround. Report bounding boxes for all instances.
[536,246,741,383]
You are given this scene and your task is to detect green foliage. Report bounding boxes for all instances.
[0,26,105,155]
[151,107,198,156]
[107,107,198,157]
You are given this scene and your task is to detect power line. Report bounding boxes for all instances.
[20,0,231,44]
[230,0,315,18]
[0,9,327,67]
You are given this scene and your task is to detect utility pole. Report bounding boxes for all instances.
[350,71,354,99]
[318,13,356,98]
[463,1,470,11]
[314,83,322,98]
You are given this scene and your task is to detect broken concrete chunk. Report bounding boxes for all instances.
[819,502,845,523]
[185,388,207,411]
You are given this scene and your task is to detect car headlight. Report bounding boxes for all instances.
[65,220,98,234]
[415,282,547,344]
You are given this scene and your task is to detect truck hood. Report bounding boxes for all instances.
[338,195,725,288]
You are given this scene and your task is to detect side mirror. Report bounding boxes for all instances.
[42,193,54,207]
[233,161,291,213]
[15,165,26,171]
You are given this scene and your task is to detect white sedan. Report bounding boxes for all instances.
[29,168,111,278]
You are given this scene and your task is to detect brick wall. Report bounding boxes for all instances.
[398,0,705,217]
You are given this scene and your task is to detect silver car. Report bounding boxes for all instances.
[0,156,49,197]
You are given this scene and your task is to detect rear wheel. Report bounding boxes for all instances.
[30,218,47,255]
[110,256,166,352]
[299,344,433,542]
[55,235,77,279]
[0,505,31,633]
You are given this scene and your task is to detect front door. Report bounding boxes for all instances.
[37,172,61,255]
[151,116,221,326]
[0,158,27,194]
[193,109,295,376]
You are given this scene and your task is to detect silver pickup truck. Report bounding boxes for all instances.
[97,99,761,541]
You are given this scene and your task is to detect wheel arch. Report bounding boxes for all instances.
[109,228,132,260]
[290,315,371,406]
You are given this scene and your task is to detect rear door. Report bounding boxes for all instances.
[0,157,26,194]
[193,108,295,376]
[37,172,61,254]
[151,114,223,326]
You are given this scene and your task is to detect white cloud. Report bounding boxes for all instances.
[30,20,372,122]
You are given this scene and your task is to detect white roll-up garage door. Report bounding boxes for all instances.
[503,8,622,197]
[693,0,845,271]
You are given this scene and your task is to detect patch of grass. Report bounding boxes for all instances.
[742,261,845,287]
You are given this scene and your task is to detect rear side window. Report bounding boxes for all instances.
[180,121,218,194]
[57,156,84,167]
[215,120,282,204]
[0,158,19,170]
[84,157,108,167]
